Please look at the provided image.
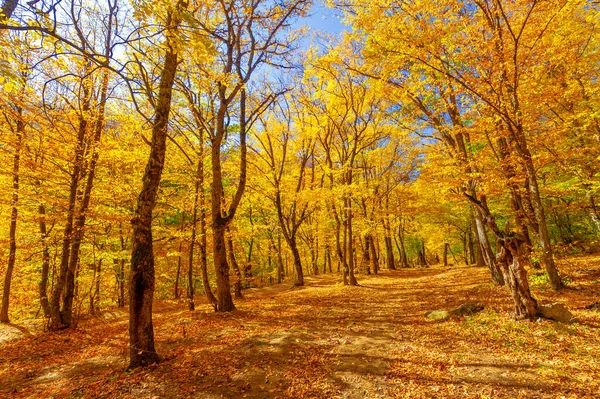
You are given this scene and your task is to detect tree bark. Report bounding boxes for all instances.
[0,109,23,323]
[227,232,243,299]
[467,194,538,319]
[128,5,184,368]
[49,85,89,329]
[38,204,51,317]
[1,0,18,20]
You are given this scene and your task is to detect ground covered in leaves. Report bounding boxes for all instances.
[1,256,600,398]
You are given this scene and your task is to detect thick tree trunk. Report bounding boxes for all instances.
[213,223,236,311]
[466,194,538,319]
[384,235,395,270]
[496,239,538,319]
[288,239,304,286]
[128,6,183,368]
[0,114,22,323]
[1,0,19,20]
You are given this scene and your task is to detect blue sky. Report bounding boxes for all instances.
[304,4,346,35]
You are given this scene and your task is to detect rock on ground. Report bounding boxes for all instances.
[539,303,575,323]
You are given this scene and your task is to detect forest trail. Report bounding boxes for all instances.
[1,258,600,398]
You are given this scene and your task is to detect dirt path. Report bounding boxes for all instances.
[1,262,599,398]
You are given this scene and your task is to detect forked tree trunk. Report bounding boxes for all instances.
[466,194,538,319]
[495,240,538,319]
[128,5,184,369]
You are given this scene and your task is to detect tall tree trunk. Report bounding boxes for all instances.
[189,156,207,311]
[197,154,217,306]
[363,235,371,275]
[346,197,358,285]
[50,93,88,329]
[443,243,449,267]
[38,204,51,317]
[128,5,184,368]
[521,152,562,290]
[227,231,243,299]
[174,241,183,299]
[117,226,126,308]
[277,236,284,283]
[61,69,110,328]
[89,259,102,315]
[0,111,23,323]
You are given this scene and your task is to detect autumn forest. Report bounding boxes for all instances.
[0,0,599,397]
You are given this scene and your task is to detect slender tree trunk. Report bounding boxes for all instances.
[61,69,110,327]
[188,157,207,310]
[443,243,449,267]
[227,232,243,299]
[49,95,88,329]
[522,154,562,290]
[197,155,216,306]
[128,6,184,368]
[0,113,23,323]
[363,235,371,275]
[117,227,126,308]
[118,259,125,308]
[474,208,504,285]
[38,204,51,317]
[277,236,284,283]
[586,191,600,233]
[89,259,102,314]
[174,241,183,299]
[346,197,358,285]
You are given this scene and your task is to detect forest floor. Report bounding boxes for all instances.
[1,256,600,398]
